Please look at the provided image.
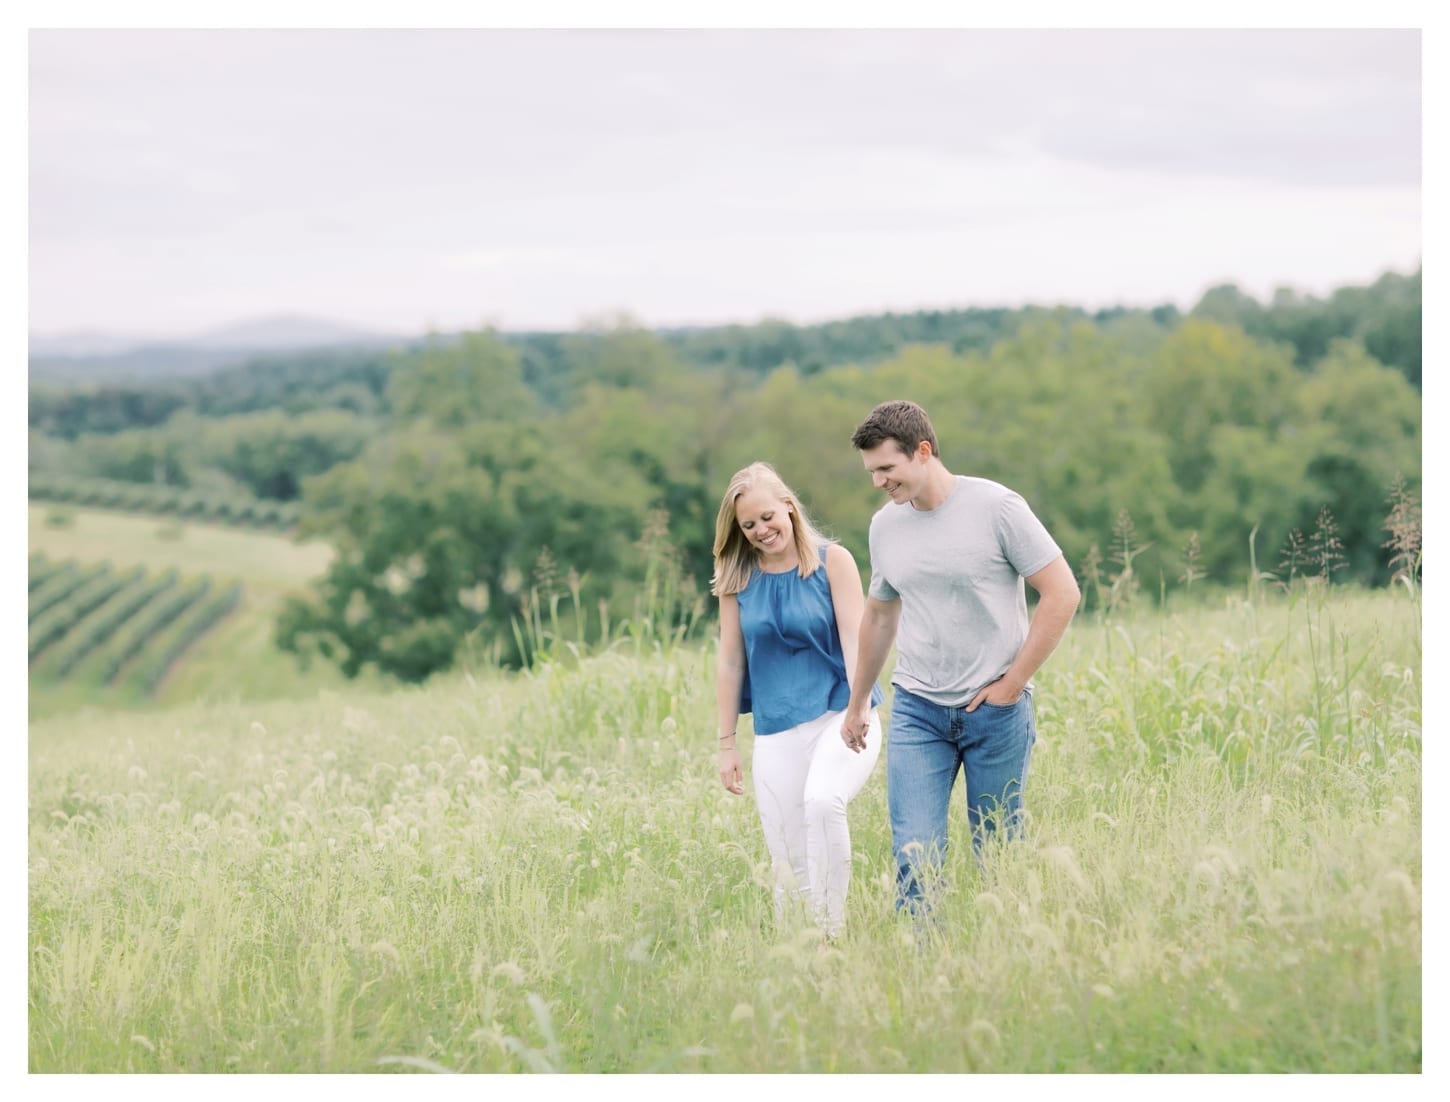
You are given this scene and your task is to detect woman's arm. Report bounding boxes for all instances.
[715,593,746,794]
[824,541,869,701]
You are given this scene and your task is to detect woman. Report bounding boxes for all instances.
[712,462,883,939]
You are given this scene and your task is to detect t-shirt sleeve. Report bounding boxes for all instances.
[868,564,897,602]
[996,490,1062,578]
[867,517,898,601]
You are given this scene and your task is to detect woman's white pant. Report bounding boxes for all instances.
[751,708,882,937]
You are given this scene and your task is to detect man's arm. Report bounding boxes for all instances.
[841,595,901,751]
[967,554,1080,710]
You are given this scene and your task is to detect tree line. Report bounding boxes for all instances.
[28,270,1422,681]
[29,268,1421,442]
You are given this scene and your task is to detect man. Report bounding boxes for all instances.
[840,400,1080,915]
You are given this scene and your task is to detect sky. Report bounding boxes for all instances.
[25,17,1427,342]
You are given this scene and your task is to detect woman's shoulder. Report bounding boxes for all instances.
[822,540,859,573]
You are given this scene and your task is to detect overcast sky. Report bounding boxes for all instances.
[27,24,1424,340]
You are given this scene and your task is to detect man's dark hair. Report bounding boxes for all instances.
[850,400,940,457]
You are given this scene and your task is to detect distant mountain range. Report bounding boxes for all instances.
[29,314,413,384]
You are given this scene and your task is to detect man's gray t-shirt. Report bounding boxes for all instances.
[867,475,1061,707]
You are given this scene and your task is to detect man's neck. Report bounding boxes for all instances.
[910,464,957,511]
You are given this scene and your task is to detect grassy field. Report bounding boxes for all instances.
[27,503,378,718]
[27,585,1421,1073]
[28,502,331,596]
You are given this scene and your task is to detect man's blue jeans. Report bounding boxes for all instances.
[887,686,1037,913]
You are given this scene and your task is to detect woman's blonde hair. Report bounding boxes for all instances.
[711,461,826,596]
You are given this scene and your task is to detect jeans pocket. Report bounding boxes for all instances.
[967,694,1034,750]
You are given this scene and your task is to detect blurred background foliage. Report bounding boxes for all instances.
[29,267,1421,682]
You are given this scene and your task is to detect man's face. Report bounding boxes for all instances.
[860,439,930,506]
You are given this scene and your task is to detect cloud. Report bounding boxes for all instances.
[27,27,1422,335]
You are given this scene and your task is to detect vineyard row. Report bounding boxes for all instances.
[28,553,245,697]
[29,473,301,532]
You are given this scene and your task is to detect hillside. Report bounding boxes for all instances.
[26,267,1422,688]
[26,503,364,717]
[29,314,411,384]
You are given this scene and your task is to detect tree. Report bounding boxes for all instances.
[387,329,534,428]
[1141,321,1299,497]
[1189,283,1265,331]
[1291,340,1422,581]
[277,420,657,679]
[196,408,376,500]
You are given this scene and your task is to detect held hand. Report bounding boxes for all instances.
[840,708,871,754]
[966,677,1024,712]
[718,746,744,795]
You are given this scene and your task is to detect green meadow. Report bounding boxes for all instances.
[28,573,1421,1072]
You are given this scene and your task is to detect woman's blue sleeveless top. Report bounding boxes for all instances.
[736,544,883,735]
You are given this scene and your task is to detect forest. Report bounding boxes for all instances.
[27,267,1422,681]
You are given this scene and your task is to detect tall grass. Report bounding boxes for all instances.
[28,587,1419,1072]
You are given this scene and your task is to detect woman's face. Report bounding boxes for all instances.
[734,486,795,563]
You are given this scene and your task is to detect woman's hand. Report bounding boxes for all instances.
[718,744,744,795]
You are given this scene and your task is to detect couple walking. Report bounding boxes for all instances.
[712,400,1081,938]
